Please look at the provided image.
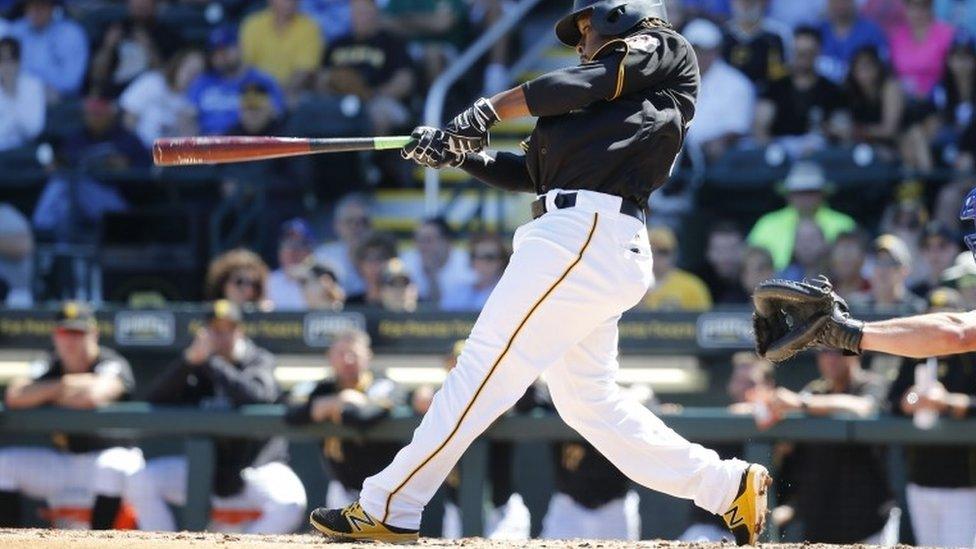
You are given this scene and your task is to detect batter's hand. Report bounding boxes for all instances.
[402,126,464,169]
[444,97,499,154]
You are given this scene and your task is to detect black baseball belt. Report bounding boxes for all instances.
[530,192,646,224]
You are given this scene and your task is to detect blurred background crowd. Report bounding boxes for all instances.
[2,0,976,546]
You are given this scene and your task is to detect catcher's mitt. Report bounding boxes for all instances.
[752,276,836,362]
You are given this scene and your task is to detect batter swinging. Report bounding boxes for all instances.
[310,0,770,544]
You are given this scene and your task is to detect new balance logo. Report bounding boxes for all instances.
[724,506,744,528]
[348,512,376,531]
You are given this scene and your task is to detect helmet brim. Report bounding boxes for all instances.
[555,8,590,47]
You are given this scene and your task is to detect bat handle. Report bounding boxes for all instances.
[373,136,414,150]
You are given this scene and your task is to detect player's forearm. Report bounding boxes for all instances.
[860,312,976,358]
[4,379,62,409]
[804,394,876,418]
[489,87,530,120]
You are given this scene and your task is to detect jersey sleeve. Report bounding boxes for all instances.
[460,151,534,193]
[522,29,694,117]
[93,355,136,395]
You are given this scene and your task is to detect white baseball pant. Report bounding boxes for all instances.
[360,189,748,530]
[0,446,144,529]
[540,490,640,540]
[906,483,976,547]
[125,456,306,534]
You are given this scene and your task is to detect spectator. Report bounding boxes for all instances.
[8,0,88,100]
[935,0,976,36]
[227,81,283,138]
[722,0,790,90]
[843,46,905,148]
[699,221,748,304]
[0,302,143,530]
[0,36,43,152]
[301,0,352,43]
[778,218,830,281]
[817,0,888,83]
[739,246,775,298]
[879,181,929,265]
[88,0,184,99]
[314,193,373,295]
[186,26,285,136]
[768,0,826,28]
[285,328,406,508]
[345,231,398,307]
[127,300,306,533]
[60,97,152,169]
[0,203,33,307]
[681,352,775,541]
[401,217,474,305]
[320,0,415,135]
[642,226,712,311]
[930,34,976,165]
[767,349,897,544]
[861,0,907,33]
[381,0,468,86]
[754,26,848,156]
[683,19,755,162]
[301,261,347,310]
[911,221,962,297]
[748,161,856,271]
[887,289,976,548]
[441,232,510,312]
[888,0,955,99]
[240,0,323,97]
[828,230,870,299]
[267,218,315,310]
[379,258,419,312]
[683,0,731,19]
[119,48,203,149]
[849,234,927,313]
[204,248,271,309]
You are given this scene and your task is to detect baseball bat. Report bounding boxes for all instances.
[152,135,412,167]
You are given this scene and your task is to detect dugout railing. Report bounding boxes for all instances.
[2,405,975,540]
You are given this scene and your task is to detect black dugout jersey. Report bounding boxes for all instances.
[284,374,404,492]
[461,26,699,206]
[552,441,630,508]
[34,347,135,453]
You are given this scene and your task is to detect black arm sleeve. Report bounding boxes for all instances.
[283,382,333,425]
[204,351,279,405]
[145,359,192,403]
[522,29,692,117]
[460,151,534,193]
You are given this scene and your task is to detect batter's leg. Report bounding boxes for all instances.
[544,315,756,520]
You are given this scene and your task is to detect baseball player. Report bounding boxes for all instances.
[309,0,770,544]
[125,300,306,533]
[753,186,976,363]
[0,302,143,530]
[284,328,405,509]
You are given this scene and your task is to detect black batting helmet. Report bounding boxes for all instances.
[555,0,668,46]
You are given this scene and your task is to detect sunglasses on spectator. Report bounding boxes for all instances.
[383,277,411,288]
[232,277,261,290]
[341,216,370,226]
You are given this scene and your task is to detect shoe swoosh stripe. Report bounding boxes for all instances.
[382,213,600,523]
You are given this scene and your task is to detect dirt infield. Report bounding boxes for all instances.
[0,529,895,549]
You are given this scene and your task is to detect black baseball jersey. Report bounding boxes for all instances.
[552,441,630,508]
[461,26,699,206]
[284,373,405,492]
[146,339,285,497]
[33,347,135,453]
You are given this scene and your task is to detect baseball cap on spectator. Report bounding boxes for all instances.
[280,218,313,246]
[381,258,412,288]
[781,161,830,194]
[240,82,272,110]
[206,299,243,324]
[683,19,722,49]
[648,226,677,253]
[874,234,912,268]
[55,301,96,332]
[208,25,238,50]
[927,287,964,312]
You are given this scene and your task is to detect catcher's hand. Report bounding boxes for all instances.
[444,97,498,154]
[752,276,836,362]
[402,126,464,169]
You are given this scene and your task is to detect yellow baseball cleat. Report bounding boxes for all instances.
[723,464,772,546]
[309,501,419,543]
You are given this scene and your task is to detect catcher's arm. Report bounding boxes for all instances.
[858,311,976,358]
